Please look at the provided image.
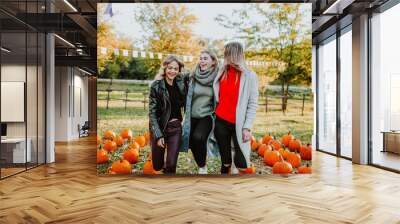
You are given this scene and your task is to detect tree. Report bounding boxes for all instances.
[216,3,312,112]
[135,3,202,71]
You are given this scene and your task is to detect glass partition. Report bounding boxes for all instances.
[317,35,337,154]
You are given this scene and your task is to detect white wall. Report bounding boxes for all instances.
[54,66,89,141]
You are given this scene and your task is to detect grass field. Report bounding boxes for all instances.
[97,82,313,174]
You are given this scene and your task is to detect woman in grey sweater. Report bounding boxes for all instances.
[213,42,259,174]
[181,50,219,174]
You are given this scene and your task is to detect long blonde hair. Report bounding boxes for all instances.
[154,55,184,80]
[218,42,248,83]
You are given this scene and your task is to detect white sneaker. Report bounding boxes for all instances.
[198,166,208,175]
[230,166,239,175]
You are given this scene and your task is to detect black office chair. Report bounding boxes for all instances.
[78,121,90,138]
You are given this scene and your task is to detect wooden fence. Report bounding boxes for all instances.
[98,87,149,110]
[98,87,312,116]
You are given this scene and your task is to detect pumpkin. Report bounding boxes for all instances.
[272,158,293,174]
[123,148,139,164]
[264,150,281,167]
[239,164,256,174]
[297,164,312,174]
[258,144,272,157]
[114,135,125,146]
[135,136,146,147]
[143,131,151,144]
[258,137,263,145]
[120,129,133,140]
[286,152,301,168]
[129,141,140,150]
[103,140,117,153]
[262,133,274,145]
[269,139,282,151]
[97,135,102,146]
[278,148,290,160]
[110,159,132,174]
[250,136,256,145]
[97,149,109,164]
[281,131,294,147]
[251,141,260,152]
[288,139,302,152]
[103,130,116,140]
[299,144,312,161]
[143,153,155,174]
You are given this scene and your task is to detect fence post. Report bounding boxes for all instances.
[125,89,129,111]
[265,91,268,113]
[143,92,147,110]
[282,95,286,115]
[106,87,111,110]
[302,93,305,116]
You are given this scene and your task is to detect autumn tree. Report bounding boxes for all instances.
[216,3,312,112]
[134,3,202,71]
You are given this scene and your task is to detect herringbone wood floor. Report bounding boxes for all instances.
[1,137,400,224]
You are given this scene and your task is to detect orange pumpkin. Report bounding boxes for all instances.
[120,129,133,140]
[264,150,281,167]
[239,164,256,174]
[269,139,282,151]
[143,153,155,174]
[258,144,272,157]
[262,133,274,145]
[288,139,302,152]
[143,131,151,144]
[250,136,256,144]
[258,137,263,145]
[97,135,102,146]
[272,158,293,174]
[110,159,132,174]
[299,144,312,161]
[114,135,125,146]
[103,140,117,153]
[135,136,146,147]
[281,131,294,147]
[123,148,139,164]
[278,148,290,160]
[129,141,140,150]
[297,164,312,174]
[251,141,260,152]
[103,130,116,140]
[286,152,301,168]
[97,149,109,164]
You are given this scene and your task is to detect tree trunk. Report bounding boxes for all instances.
[281,80,285,112]
[284,82,290,112]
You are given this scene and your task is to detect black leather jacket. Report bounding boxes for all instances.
[149,74,188,140]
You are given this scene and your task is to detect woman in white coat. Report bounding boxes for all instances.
[213,42,259,174]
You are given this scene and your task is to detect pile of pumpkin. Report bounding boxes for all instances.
[97,129,156,174]
[251,131,312,174]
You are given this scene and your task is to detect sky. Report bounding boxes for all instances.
[98,3,311,49]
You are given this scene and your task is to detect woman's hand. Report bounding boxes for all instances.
[242,128,251,143]
[157,138,165,148]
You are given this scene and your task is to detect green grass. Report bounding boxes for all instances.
[97,82,313,175]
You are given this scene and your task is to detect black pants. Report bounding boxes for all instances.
[151,120,182,174]
[189,116,212,167]
[214,116,247,174]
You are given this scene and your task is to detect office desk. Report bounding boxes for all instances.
[1,138,31,163]
[381,131,400,154]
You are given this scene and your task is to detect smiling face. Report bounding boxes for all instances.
[165,60,180,81]
[199,53,215,71]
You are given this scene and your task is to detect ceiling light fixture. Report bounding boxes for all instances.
[54,34,75,48]
[78,67,92,76]
[63,0,78,12]
[323,0,356,15]
[1,47,11,53]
